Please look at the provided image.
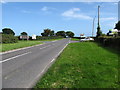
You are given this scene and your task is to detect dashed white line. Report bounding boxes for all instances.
[27,41,69,88]
[1,52,32,63]
[40,45,51,50]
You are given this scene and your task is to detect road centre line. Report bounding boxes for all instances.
[27,41,69,88]
[1,52,32,63]
[40,45,51,50]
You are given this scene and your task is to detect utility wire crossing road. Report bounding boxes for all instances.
[1,39,70,88]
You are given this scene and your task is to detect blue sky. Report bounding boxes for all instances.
[2,2,118,36]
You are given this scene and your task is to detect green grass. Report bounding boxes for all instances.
[0,38,64,52]
[34,42,119,88]
[38,38,64,41]
[71,38,80,41]
[0,41,42,52]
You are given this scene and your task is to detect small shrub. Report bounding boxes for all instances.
[2,34,18,44]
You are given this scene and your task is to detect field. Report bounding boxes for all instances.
[34,42,119,88]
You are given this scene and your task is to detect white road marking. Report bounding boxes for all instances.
[27,40,69,88]
[40,45,51,50]
[0,43,44,55]
[1,52,32,63]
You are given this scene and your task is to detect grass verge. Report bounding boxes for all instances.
[0,38,64,52]
[34,42,119,88]
[1,41,42,52]
[71,38,80,41]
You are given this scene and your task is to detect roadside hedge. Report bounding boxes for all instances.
[95,36,120,49]
[35,36,63,40]
[2,34,18,43]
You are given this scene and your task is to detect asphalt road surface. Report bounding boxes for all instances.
[1,38,70,89]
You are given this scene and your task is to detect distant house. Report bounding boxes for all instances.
[20,35,29,40]
[32,34,36,40]
[80,34,86,39]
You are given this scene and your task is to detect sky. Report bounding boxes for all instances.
[1,2,119,36]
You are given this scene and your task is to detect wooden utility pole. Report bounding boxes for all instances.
[98,5,100,26]
[92,17,95,37]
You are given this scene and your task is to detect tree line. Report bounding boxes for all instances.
[1,28,75,43]
[1,28,75,38]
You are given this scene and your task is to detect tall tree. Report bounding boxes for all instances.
[41,29,51,36]
[50,30,54,36]
[21,32,28,35]
[2,28,15,35]
[66,31,74,38]
[56,31,66,37]
[115,21,120,30]
[96,25,102,37]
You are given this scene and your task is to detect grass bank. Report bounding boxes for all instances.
[1,38,64,52]
[34,42,119,88]
[71,38,80,41]
[1,41,42,52]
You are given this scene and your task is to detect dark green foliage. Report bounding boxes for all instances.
[2,28,15,35]
[50,30,54,36]
[66,31,75,38]
[2,34,18,43]
[56,31,66,37]
[115,21,120,30]
[21,32,28,35]
[96,25,102,37]
[95,36,120,49]
[36,36,63,40]
[115,21,120,36]
[41,29,54,36]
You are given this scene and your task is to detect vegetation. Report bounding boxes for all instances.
[2,28,15,35]
[2,34,18,44]
[1,41,42,52]
[95,36,120,50]
[34,42,119,88]
[66,31,74,38]
[71,38,80,41]
[115,21,120,30]
[115,21,120,36]
[41,29,53,36]
[21,32,28,35]
[96,25,102,37]
[36,36,63,40]
[56,31,66,37]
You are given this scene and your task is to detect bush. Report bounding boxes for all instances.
[36,36,63,40]
[95,36,120,49]
[2,34,18,43]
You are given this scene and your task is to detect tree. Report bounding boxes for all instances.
[50,30,54,36]
[21,32,28,35]
[66,31,74,38]
[56,31,66,37]
[96,25,102,37]
[115,21,120,30]
[2,28,15,35]
[41,29,51,36]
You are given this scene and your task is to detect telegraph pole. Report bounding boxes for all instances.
[96,5,101,37]
[98,5,100,27]
[92,17,96,37]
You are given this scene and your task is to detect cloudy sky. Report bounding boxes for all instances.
[2,2,118,36]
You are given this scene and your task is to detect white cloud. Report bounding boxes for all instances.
[100,17,117,22]
[62,8,92,20]
[21,10,31,13]
[0,0,7,4]
[41,6,48,11]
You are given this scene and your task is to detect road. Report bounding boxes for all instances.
[1,38,70,88]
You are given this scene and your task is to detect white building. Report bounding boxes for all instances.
[32,34,36,40]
